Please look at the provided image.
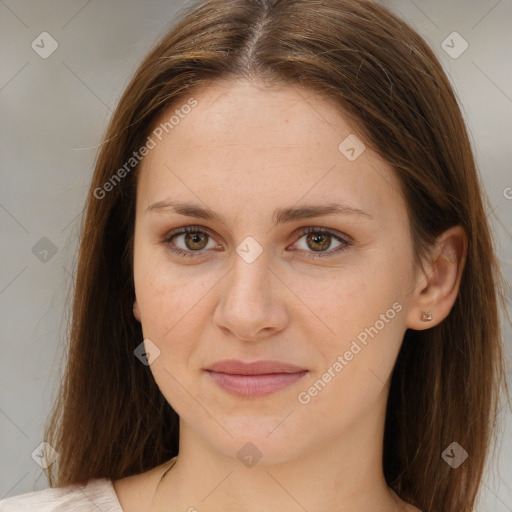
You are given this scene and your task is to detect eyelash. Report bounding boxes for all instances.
[161,225,352,260]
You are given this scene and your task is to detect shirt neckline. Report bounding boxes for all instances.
[83,478,124,511]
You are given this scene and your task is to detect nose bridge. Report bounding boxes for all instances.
[228,241,271,303]
[213,240,287,339]
[224,216,286,298]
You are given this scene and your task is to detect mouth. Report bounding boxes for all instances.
[204,359,309,398]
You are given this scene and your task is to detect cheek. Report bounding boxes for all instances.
[133,239,206,336]
[133,260,208,413]
[133,258,224,393]
[136,272,204,343]
[300,251,409,385]
[296,299,406,429]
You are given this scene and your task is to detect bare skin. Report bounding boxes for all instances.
[112,78,465,512]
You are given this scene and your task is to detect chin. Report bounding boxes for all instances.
[200,420,309,467]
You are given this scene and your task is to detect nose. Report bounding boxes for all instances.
[212,253,289,342]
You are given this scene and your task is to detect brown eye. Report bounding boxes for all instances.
[305,232,332,252]
[162,226,218,258]
[291,228,351,259]
[182,231,209,250]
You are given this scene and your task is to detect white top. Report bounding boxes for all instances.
[0,478,123,511]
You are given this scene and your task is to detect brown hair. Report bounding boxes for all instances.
[43,0,509,510]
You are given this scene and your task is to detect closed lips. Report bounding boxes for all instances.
[204,360,309,398]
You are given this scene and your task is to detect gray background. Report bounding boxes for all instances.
[1,0,511,509]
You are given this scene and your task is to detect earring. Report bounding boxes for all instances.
[420,311,433,322]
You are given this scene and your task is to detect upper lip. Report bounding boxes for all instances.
[205,359,307,375]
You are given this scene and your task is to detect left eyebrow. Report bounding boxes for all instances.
[145,200,373,225]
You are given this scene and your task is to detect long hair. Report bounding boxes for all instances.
[43,1,509,510]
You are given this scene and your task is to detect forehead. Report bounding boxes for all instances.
[149,79,356,155]
[136,79,404,223]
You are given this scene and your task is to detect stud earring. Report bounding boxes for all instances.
[420,311,433,322]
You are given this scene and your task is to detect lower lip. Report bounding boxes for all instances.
[205,370,308,398]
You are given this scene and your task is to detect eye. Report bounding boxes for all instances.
[162,226,220,257]
[290,227,351,259]
[161,226,352,259]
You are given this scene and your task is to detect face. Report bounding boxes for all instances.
[132,79,418,464]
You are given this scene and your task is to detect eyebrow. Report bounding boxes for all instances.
[146,200,373,225]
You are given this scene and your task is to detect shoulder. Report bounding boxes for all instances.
[0,478,122,512]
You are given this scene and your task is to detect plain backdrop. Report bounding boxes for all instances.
[1,0,511,509]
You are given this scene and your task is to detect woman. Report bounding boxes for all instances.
[1,0,508,511]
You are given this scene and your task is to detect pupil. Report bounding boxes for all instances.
[308,233,330,251]
[187,232,207,249]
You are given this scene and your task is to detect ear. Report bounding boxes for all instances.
[406,225,467,330]
[133,297,141,322]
